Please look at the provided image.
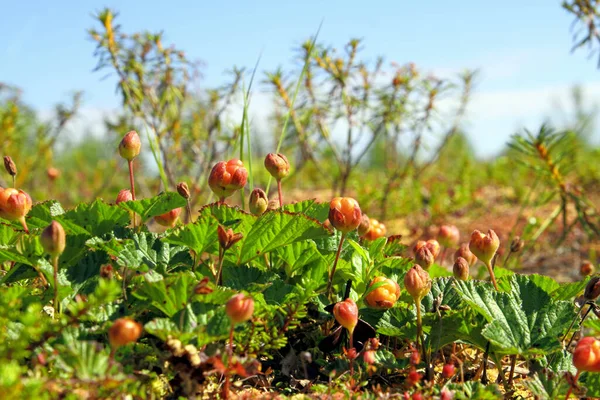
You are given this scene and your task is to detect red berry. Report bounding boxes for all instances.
[442,363,455,379]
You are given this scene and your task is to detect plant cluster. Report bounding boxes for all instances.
[0,133,598,399]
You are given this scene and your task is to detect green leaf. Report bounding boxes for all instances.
[119,191,186,222]
[282,199,329,222]
[133,272,196,317]
[58,199,130,237]
[454,275,576,355]
[238,210,331,265]
[163,213,220,257]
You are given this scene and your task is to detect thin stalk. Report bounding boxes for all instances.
[121,267,128,301]
[127,160,136,200]
[143,125,169,191]
[326,232,346,299]
[224,322,235,400]
[52,255,60,315]
[277,180,283,208]
[415,297,427,367]
[216,248,225,286]
[12,175,16,188]
[348,330,355,376]
[565,370,580,400]
[185,199,193,224]
[266,20,323,194]
[507,354,517,387]
[485,261,499,291]
[106,347,116,375]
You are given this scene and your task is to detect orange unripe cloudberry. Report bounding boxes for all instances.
[364,219,386,241]
[438,225,459,248]
[208,159,248,199]
[118,130,141,161]
[0,188,32,232]
[108,318,143,348]
[154,208,182,228]
[333,298,359,334]
[328,197,362,234]
[364,277,401,309]
[363,350,376,365]
[453,257,470,281]
[455,243,477,267]
[226,293,254,324]
[115,189,133,204]
[414,239,440,260]
[47,167,60,181]
[249,188,268,215]
[404,265,431,302]
[264,153,290,181]
[469,229,499,266]
[40,221,66,256]
[573,336,600,372]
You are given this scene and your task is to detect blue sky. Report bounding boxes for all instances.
[1,1,599,156]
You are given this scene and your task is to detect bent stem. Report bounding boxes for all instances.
[52,255,60,315]
[19,217,30,234]
[326,232,347,299]
[485,261,499,291]
[277,179,283,208]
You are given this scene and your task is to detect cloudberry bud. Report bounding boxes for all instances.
[510,236,525,253]
[333,298,359,334]
[363,350,376,365]
[177,182,191,199]
[357,214,370,237]
[108,318,143,348]
[455,243,477,267]
[469,229,499,266]
[581,260,595,277]
[364,219,387,241]
[208,159,248,199]
[404,265,431,302]
[226,293,254,324]
[47,167,60,181]
[217,225,243,250]
[410,349,421,365]
[412,393,423,400]
[442,363,455,379]
[584,277,600,301]
[3,156,17,176]
[118,130,141,161]
[154,208,182,228]
[115,189,133,204]
[0,188,32,232]
[40,221,66,256]
[573,336,600,372]
[453,257,470,281]
[328,197,362,234]
[415,245,434,269]
[438,225,459,248]
[249,188,268,215]
[264,153,290,181]
[414,239,440,260]
[364,276,401,309]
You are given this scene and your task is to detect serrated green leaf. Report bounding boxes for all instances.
[133,272,195,317]
[119,191,187,222]
[238,210,331,265]
[163,213,219,257]
[454,275,576,355]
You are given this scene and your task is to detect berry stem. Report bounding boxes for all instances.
[415,297,425,363]
[185,199,193,223]
[52,255,60,315]
[127,160,136,200]
[348,330,355,376]
[12,175,15,189]
[277,179,283,208]
[216,248,226,286]
[19,217,30,234]
[224,322,235,400]
[485,261,499,291]
[565,370,580,400]
[326,232,346,299]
